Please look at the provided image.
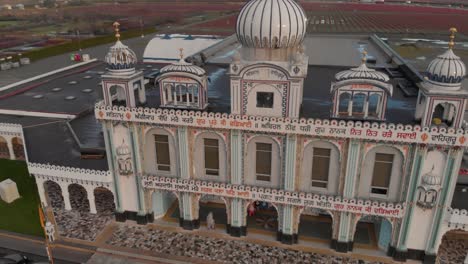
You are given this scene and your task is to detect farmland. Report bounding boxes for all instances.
[0,1,467,59]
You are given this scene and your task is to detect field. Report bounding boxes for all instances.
[0,159,43,237]
[188,2,468,35]
[1,1,467,59]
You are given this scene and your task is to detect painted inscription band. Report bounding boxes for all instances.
[96,107,468,147]
[142,176,404,218]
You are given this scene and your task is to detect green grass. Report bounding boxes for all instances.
[21,27,157,62]
[0,159,43,237]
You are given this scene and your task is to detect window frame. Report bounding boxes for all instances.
[154,134,171,172]
[203,138,220,176]
[255,142,273,182]
[370,153,394,197]
[256,92,274,108]
[311,147,331,189]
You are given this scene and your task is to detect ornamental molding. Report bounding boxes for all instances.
[28,162,112,183]
[0,122,23,136]
[142,175,405,218]
[95,103,468,147]
[446,208,468,231]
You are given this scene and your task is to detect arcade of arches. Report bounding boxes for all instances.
[0,136,25,160]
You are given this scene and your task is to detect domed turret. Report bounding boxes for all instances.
[421,171,441,187]
[426,28,466,87]
[335,62,389,83]
[105,22,138,74]
[236,0,307,49]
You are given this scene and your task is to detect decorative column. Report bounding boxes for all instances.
[130,126,151,224]
[179,192,199,230]
[278,135,297,244]
[333,139,360,252]
[423,148,463,263]
[36,178,48,207]
[86,186,97,214]
[348,99,353,116]
[6,138,14,160]
[390,146,426,261]
[229,198,246,236]
[60,183,72,211]
[103,123,125,221]
[176,127,197,229]
[364,96,369,118]
[229,130,246,236]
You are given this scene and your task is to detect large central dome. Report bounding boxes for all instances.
[236,0,307,49]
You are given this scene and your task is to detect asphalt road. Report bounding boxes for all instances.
[0,231,94,264]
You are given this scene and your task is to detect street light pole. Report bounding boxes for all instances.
[38,204,54,264]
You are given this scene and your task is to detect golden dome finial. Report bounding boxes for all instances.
[448,27,457,49]
[361,50,368,64]
[179,48,184,60]
[113,21,121,41]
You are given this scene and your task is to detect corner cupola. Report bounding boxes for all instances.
[156,48,209,110]
[415,28,468,128]
[236,0,307,49]
[104,22,138,75]
[101,22,146,108]
[331,51,392,121]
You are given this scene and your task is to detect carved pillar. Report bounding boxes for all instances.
[86,187,97,214]
[60,183,72,211]
[6,138,14,160]
[333,140,360,252]
[229,198,246,236]
[179,192,199,230]
[278,135,297,244]
[36,178,48,207]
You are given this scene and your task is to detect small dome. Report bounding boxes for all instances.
[426,49,466,84]
[116,142,131,156]
[105,40,138,73]
[236,0,307,49]
[421,171,441,187]
[160,59,206,77]
[335,63,390,83]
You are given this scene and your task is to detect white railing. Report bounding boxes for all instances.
[28,162,112,183]
[447,208,468,230]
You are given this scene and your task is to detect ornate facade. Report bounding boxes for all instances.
[18,1,466,263]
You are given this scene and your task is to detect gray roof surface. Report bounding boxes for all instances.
[0,114,108,171]
[0,33,422,171]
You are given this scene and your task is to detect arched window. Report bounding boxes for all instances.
[164,84,173,103]
[358,146,404,201]
[193,132,227,182]
[301,141,340,194]
[432,103,456,127]
[338,92,351,115]
[109,85,127,107]
[144,128,177,176]
[245,136,281,188]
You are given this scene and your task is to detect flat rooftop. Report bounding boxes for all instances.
[0,33,428,171]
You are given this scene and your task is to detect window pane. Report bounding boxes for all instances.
[204,138,219,175]
[256,143,272,180]
[371,153,394,191]
[256,92,274,108]
[155,135,170,171]
[312,148,330,187]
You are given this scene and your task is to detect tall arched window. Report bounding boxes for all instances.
[245,136,281,188]
[368,94,380,117]
[194,132,227,182]
[144,128,177,176]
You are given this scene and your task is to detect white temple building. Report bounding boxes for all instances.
[0,1,466,263]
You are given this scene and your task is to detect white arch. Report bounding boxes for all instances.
[300,140,341,195]
[143,127,177,176]
[245,135,282,189]
[193,131,228,182]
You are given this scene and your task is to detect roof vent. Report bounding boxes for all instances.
[68,81,78,85]
[65,96,76,100]
[146,65,153,68]
[98,71,105,75]
[52,87,62,92]
[33,94,44,99]
[82,89,93,93]
[83,75,92,79]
